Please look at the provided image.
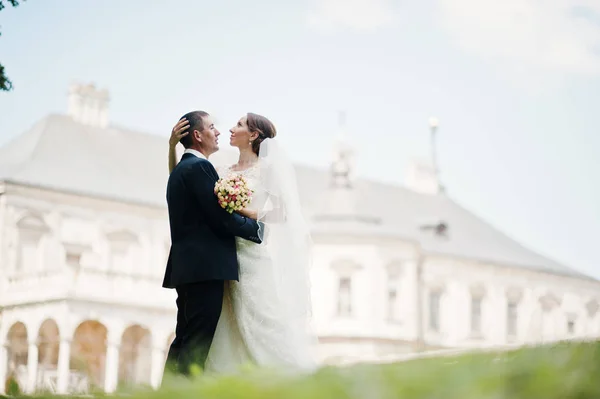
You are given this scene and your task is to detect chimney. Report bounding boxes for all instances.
[405,159,440,195]
[67,83,110,128]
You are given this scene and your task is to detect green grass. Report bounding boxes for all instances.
[6,341,600,399]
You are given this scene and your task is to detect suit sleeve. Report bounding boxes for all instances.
[186,160,262,243]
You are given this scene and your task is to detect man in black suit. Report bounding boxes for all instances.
[162,110,262,378]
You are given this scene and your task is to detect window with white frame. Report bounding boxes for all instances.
[586,300,599,319]
[386,263,402,321]
[387,283,398,320]
[64,243,90,268]
[566,314,576,335]
[15,214,49,274]
[106,230,138,273]
[471,296,483,335]
[470,285,485,337]
[337,276,352,317]
[18,236,38,272]
[507,302,518,338]
[332,260,361,318]
[429,290,441,332]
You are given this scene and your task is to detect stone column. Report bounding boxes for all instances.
[56,338,71,394]
[149,345,166,389]
[26,341,38,393]
[103,340,119,393]
[0,344,7,395]
[539,293,561,342]
[505,287,523,343]
[586,300,599,338]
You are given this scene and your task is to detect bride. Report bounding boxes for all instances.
[168,112,316,374]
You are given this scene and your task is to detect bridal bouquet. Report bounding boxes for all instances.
[214,174,253,214]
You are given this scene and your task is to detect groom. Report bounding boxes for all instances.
[162,110,262,378]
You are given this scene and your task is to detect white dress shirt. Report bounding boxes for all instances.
[184,148,207,160]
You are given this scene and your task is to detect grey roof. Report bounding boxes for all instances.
[0,114,592,280]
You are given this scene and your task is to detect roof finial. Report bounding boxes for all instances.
[429,117,445,194]
[331,110,353,188]
[68,82,110,129]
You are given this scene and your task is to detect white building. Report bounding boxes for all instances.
[0,84,598,394]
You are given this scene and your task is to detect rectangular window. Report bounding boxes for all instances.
[337,277,352,317]
[429,292,441,332]
[567,318,576,335]
[471,296,482,335]
[507,302,518,337]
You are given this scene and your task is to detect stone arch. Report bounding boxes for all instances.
[118,325,152,388]
[16,213,49,231]
[37,319,60,371]
[5,322,28,392]
[70,320,108,389]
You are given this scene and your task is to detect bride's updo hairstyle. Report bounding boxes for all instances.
[247,113,277,156]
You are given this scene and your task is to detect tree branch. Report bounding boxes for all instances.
[0,0,25,91]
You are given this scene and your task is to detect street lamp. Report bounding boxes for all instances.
[429,117,443,193]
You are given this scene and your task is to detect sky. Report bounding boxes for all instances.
[0,0,599,278]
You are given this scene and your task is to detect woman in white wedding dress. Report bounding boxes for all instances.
[168,113,316,374]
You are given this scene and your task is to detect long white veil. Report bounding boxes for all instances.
[255,139,314,333]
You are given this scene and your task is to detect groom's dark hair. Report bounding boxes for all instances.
[180,110,210,148]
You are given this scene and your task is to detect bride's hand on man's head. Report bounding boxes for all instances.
[170,118,190,148]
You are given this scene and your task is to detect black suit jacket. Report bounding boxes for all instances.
[162,153,262,288]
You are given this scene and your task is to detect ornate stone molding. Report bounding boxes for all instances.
[470,284,486,299]
[17,213,50,242]
[63,243,91,267]
[386,261,404,278]
[586,299,599,318]
[539,292,561,312]
[331,260,362,276]
[106,230,138,254]
[506,287,523,303]
[428,283,445,294]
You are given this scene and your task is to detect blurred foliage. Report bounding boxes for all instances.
[0,0,25,91]
[0,1,22,11]
[4,340,600,399]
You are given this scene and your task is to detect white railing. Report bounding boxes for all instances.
[1,266,174,309]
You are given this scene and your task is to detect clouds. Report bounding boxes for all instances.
[307,0,397,32]
[438,0,600,76]
[306,0,600,78]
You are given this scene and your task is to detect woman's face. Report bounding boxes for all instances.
[229,115,257,149]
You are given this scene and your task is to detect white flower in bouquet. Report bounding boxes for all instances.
[214,174,253,214]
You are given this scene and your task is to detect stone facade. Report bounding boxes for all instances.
[1,84,599,394]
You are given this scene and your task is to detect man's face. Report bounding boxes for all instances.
[195,115,220,155]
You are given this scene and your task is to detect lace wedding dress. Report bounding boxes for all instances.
[205,158,316,374]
